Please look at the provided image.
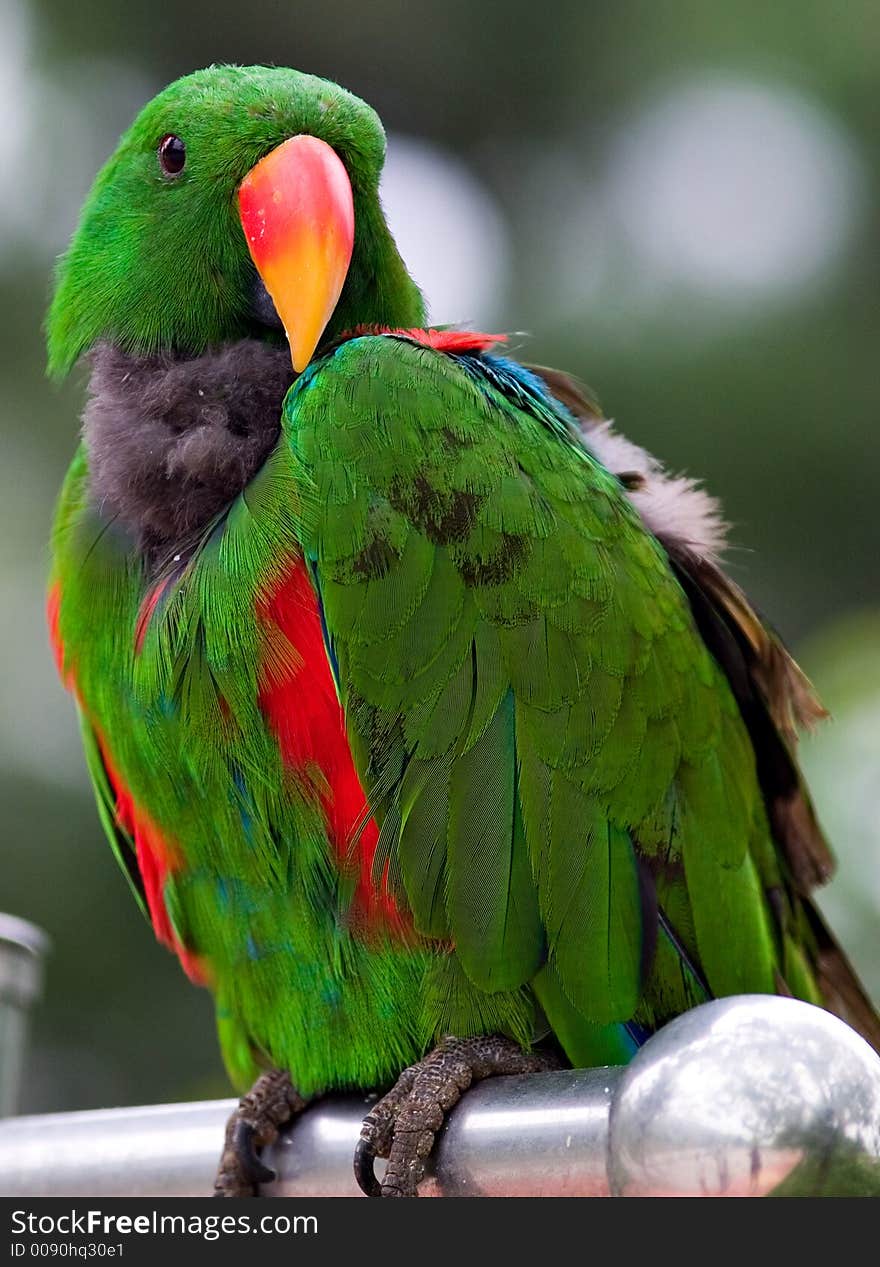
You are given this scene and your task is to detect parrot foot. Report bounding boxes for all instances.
[354,1034,558,1197]
[214,1068,307,1197]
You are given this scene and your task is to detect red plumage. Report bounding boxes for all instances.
[256,558,406,934]
[48,582,209,984]
[346,325,507,354]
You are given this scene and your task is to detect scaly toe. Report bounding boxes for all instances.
[355,1035,559,1198]
[214,1068,307,1197]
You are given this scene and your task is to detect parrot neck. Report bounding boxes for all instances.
[80,208,423,570]
[82,338,294,568]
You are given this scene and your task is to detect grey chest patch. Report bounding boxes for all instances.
[83,340,294,563]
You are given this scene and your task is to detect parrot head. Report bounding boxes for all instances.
[47,64,424,377]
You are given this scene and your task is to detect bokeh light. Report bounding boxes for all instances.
[382,132,511,326]
[605,75,864,303]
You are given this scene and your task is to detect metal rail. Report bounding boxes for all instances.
[0,915,49,1117]
[2,997,879,1197]
[0,1068,619,1197]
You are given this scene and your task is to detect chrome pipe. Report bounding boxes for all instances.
[0,915,50,1118]
[0,1068,620,1197]
[2,997,879,1198]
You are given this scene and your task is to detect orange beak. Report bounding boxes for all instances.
[238,135,355,373]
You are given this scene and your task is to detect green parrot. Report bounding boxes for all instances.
[46,64,879,1198]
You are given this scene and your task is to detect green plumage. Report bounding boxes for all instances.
[283,334,790,1057]
[47,66,878,1106]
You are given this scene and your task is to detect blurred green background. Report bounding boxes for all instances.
[2,0,878,1113]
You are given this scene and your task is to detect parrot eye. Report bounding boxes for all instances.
[158,134,186,177]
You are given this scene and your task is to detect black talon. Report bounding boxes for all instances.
[214,1068,307,1196]
[234,1120,277,1187]
[353,1137,382,1197]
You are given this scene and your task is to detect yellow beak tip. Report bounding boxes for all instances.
[291,351,310,374]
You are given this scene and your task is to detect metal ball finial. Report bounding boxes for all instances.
[608,994,880,1196]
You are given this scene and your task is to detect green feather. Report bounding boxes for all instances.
[446,693,544,991]
[546,780,643,1023]
[397,755,452,938]
[533,961,637,1066]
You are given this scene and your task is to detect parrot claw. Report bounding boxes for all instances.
[353,1136,383,1198]
[354,1034,558,1197]
[214,1068,307,1197]
[231,1121,277,1187]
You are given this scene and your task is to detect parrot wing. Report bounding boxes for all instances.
[284,333,796,1040]
[527,363,880,1049]
[529,363,834,891]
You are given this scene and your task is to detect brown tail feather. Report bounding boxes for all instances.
[523,364,604,424]
[667,547,835,895]
[805,901,880,1053]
